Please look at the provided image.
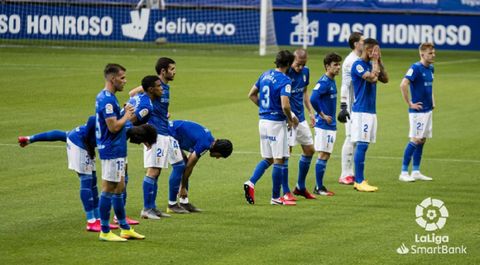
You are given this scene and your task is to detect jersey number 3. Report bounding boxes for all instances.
[261,86,270,109]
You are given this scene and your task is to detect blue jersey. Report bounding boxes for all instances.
[405,62,434,113]
[310,74,337,131]
[95,89,127,159]
[168,120,215,158]
[351,59,377,114]
[125,92,153,125]
[287,67,310,122]
[67,116,96,149]
[255,70,292,121]
[148,82,170,136]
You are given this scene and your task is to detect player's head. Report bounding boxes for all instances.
[323,52,342,76]
[275,50,295,70]
[363,38,379,60]
[142,75,162,97]
[291,48,308,73]
[210,139,233,159]
[155,57,176,82]
[127,124,157,148]
[348,32,364,52]
[104,63,127,91]
[419,42,435,65]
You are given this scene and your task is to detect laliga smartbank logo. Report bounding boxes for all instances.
[396,198,467,255]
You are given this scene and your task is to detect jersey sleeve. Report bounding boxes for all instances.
[404,64,418,82]
[340,60,352,102]
[280,80,292,97]
[351,61,367,79]
[100,97,117,119]
[310,83,322,114]
[134,97,152,124]
[305,68,310,87]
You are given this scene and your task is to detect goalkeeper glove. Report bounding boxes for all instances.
[337,102,350,123]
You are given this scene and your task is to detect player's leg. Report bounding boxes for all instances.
[166,139,192,213]
[313,128,335,196]
[400,113,418,182]
[281,129,295,200]
[19,130,67,147]
[351,112,377,192]
[244,120,272,204]
[293,121,315,199]
[411,111,432,181]
[113,165,139,225]
[339,119,355,184]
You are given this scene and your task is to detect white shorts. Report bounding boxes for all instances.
[314,128,337,153]
[409,111,433,138]
[66,139,95,174]
[101,157,126,183]
[144,134,183,168]
[259,119,289,159]
[288,120,314,146]
[351,112,377,143]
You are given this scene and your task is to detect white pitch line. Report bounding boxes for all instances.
[435,58,480,65]
[2,143,479,164]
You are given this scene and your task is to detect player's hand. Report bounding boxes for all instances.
[323,115,333,124]
[337,102,350,123]
[309,113,315,128]
[144,142,152,150]
[124,104,135,118]
[372,46,380,61]
[409,101,423,111]
[167,112,171,119]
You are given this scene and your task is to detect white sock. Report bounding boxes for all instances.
[341,136,354,177]
[179,197,189,204]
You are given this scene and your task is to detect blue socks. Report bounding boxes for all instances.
[112,193,130,230]
[91,171,100,219]
[297,155,312,190]
[143,176,157,209]
[413,143,424,171]
[402,142,417,172]
[271,164,283,199]
[169,161,185,202]
[78,174,94,221]
[354,141,369,183]
[99,192,113,233]
[315,159,327,189]
[281,159,290,194]
[249,159,271,185]
[29,130,67,143]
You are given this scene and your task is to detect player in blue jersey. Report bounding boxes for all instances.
[244,50,297,206]
[398,43,435,182]
[168,120,233,212]
[350,38,389,192]
[18,116,156,233]
[309,52,342,196]
[96,63,145,241]
[129,57,186,218]
[282,48,317,201]
[337,32,364,185]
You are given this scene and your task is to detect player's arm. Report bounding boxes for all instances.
[400,78,422,110]
[432,89,435,110]
[378,58,389,83]
[303,87,315,127]
[179,152,199,198]
[310,87,332,124]
[105,104,134,133]
[248,85,259,106]
[128,86,144,97]
[340,62,352,105]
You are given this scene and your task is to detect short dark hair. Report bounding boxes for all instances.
[210,139,233,158]
[127,124,157,146]
[363,38,379,49]
[348,32,363,50]
[104,63,126,78]
[155,57,175,75]
[324,52,342,68]
[141,75,160,91]
[274,50,294,68]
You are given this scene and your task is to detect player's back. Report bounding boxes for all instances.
[407,62,434,113]
[148,82,170,136]
[287,67,309,122]
[68,116,96,149]
[95,89,127,159]
[169,120,214,156]
[256,69,291,121]
[351,59,377,114]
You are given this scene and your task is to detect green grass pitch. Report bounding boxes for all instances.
[0,45,479,264]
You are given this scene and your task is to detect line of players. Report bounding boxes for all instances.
[18,58,233,242]
[244,33,435,205]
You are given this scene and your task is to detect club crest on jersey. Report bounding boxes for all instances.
[105,103,114,114]
[356,64,364,73]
